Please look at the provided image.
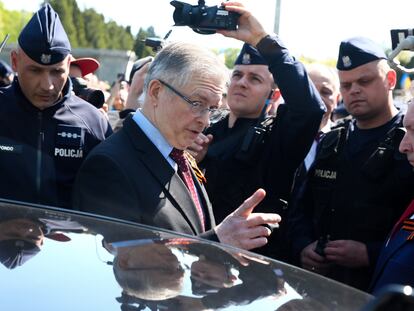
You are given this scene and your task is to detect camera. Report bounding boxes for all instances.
[143,30,172,53]
[71,77,105,109]
[390,29,414,50]
[170,0,240,35]
[314,235,330,257]
[144,37,165,52]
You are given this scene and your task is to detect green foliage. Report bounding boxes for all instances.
[0,0,135,51]
[299,55,337,68]
[49,0,79,47]
[0,1,33,43]
[83,8,108,49]
[223,48,240,69]
[106,21,134,50]
[72,1,87,47]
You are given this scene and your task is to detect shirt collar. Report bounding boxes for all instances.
[132,110,174,164]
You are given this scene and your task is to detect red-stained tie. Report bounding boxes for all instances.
[170,148,205,232]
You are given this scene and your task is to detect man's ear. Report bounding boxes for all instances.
[10,50,18,72]
[386,69,397,90]
[270,88,281,102]
[147,79,162,105]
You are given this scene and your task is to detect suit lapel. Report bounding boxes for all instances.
[123,117,204,234]
[372,230,411,286]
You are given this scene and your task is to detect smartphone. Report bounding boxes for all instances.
[390,28,414,50]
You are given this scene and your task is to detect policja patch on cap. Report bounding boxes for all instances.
[336,36,386,71]
[235,43,267,65]
[18,3,71,65]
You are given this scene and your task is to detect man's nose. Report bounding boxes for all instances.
[196,109,210,128]
[235,76,248,88]
[399,131,412,154]
[349,82,361,94]
[39,74,54,91]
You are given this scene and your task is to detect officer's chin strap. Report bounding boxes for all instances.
[388,35,414,73]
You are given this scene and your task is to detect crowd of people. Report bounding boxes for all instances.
[0,1,413,296]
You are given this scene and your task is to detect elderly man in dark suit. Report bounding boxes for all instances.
[73,3,282,251]
[370,101,414,294]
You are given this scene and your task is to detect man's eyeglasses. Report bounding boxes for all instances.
[158,79,218,116]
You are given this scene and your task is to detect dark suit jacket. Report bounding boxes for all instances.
[73,116,217,240]
[370,203,414,294]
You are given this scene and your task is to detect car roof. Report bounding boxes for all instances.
[0,200,373,310]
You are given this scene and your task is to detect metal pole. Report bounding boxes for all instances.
[274,0,281,35]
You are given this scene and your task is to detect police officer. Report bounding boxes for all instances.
[189,15,325,260]
[289,37,414,291]
[0,4,112,208]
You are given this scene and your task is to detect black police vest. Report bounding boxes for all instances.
[309,117,410,242]
[204,115,279,219]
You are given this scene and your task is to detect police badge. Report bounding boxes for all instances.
[40,54,52,64]
[242,53,251,65]
[342,55,352,68]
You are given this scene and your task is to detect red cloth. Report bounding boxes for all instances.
[170,148,205,231]
[390,200,414,238]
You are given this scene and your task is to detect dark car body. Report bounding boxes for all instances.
[0,200,374,311]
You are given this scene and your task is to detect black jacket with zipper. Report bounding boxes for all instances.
[0,78,112,208]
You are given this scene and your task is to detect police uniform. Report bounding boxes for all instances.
[200,38,326,260]
[289,37,414,291]
[0,4,111,208]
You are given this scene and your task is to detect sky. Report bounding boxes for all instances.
[2,0,414,60]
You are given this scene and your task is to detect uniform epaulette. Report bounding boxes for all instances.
[260,115,275,129]
[330,116,353,130]
[319,124,349,157]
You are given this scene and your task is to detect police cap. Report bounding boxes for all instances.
[18,3,71,65]
[336,37,386,71]
[235,43,267,66]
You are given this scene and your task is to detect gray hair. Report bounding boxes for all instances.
[143,41,228,93]
[306,63,340,92]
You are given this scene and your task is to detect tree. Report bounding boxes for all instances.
[0,1,33,44]
[120,26,134,51]
[223,48,240,69]
[72,0,87,47]
[0,0,155,53]
[83,8,108,49]
[48,0,79,47]
[105,21,134,50]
